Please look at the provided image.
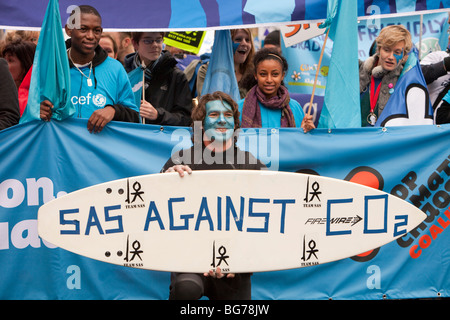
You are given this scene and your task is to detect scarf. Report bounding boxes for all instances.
[241,85,295,128]
[359,54,403,114]
[133,52,162,81]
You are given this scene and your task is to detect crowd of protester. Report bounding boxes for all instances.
[0,7,449,132]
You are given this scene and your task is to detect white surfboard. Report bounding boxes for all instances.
[38,170,426,273]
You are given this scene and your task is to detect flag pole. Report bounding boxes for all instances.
[307,28,330,116]
[141,60,146,124]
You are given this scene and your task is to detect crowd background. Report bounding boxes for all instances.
[0,9,450,129]
[0,9,448,133]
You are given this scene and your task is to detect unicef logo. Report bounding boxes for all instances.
[93,94,107,107]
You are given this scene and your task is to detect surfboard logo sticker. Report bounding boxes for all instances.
[301,234,319,267]
[211,240,231,272]
[104,234,145,268]
[303,176,322,208]
[124,179,146,209]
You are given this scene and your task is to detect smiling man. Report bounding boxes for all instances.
[163,91,265,172]
[161,91,265,300]
[40,5,139,133]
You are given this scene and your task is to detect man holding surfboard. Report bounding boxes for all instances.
[163,91,265,300]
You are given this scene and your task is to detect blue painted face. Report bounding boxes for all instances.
[393,51,404,64]
[203,100,235,143]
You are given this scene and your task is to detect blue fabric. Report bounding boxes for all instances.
[20,0,74,123]
[375,48,433,126]
[1,119,450,299]
[70,57,138,119]
[237,98,305,128]
[127,66,144,112]
[0,0,448,30]
[201,30,240,102]
[318,0,360,129]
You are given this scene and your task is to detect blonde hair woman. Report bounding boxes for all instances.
[359,25,413,126]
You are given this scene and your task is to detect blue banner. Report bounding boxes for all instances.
[0,119,449,299]
[0,0,448,30]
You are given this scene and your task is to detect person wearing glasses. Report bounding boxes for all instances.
[124,32,193,127]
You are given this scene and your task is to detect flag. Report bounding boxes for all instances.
[201,29,240,102]
[375,47,433,127]
[20,0,73,123]
[127,66,144,111]
[317,0,360,129]
[439,17,449,52]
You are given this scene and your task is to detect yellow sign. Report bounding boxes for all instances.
[164,31,206,55]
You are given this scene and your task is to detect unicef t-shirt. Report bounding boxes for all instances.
[70,56,138,119]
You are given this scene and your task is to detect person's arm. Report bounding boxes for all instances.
[111,64,141,123]
[153,70,193,126]
[87,105,116,133]
[436,100,450,125]
[164,164,192,177]
[40,100,53,121]
[301,114,315,133]
[421,58,449,84]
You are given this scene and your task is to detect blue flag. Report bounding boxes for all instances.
[318,0,360,129]
[375,48,433,127]
[440,17,449,52]
[127,66,144,112]
[20,0,74,123]
[201,30,240,102]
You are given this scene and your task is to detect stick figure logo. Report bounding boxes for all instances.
[301,235,319,263]
[124,235,143,262]
[304,176,322,203]
[125,179,144,204]
[211,241,229,268]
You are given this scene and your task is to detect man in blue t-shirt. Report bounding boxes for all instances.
[40,5,139,133]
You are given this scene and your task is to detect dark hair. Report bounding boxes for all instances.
[67,5,102,29]
[71,5,101,20]
[192,91,241,130]
[264,30,280,46]
[253,47,288,74]
[131,32,165,44]
[2,38,36,81]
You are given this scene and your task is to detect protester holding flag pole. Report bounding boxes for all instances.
[125,32,192,127]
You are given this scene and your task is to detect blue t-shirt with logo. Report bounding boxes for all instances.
[70,56,138,119]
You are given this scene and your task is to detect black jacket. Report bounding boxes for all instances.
[0,58,20,130]
[161,143,266,172]
[124,51,192,126]
[66,39,140,123]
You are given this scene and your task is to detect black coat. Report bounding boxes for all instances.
[0,58,20,131]
[125,51,193,127]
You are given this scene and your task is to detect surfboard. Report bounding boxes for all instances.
[38,170,426,273]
